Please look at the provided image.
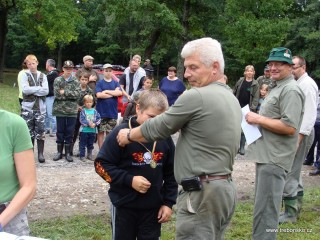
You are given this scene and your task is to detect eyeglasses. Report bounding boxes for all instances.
[292,65,302,70]
[268,62,286,68]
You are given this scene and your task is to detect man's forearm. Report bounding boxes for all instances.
[259,116,296,135]
[129,126,148,143]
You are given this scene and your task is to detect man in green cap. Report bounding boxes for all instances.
[246,47,305,240]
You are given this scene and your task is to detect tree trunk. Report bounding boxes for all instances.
[177,0,190,81]
[0,8,9,83]
[0,1,16,83]
[57,44,63,71]
[144,29,161,60]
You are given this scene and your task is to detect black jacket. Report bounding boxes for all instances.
[95,117,177,209]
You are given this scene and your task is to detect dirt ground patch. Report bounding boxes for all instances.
[28,135,319,221]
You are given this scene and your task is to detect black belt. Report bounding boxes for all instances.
[0,203,6,214]
[199,174,231,182]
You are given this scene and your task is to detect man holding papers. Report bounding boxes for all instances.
[245,47,304,240]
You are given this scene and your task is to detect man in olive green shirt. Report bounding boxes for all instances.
[116,38,242,239]
[246,47,305,240]
[257,65,272,87]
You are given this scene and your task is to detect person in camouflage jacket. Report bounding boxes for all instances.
[52,60,80,162]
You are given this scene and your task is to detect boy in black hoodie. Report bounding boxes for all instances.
[95,89,177,240]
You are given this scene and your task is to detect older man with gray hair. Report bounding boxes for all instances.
[117,37,242,239]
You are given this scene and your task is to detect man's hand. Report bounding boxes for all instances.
[89,74,97,82]
[246,112,262,125]
[117,128,131,147]
[132,176,151,193]
[59,89,65,95]
[158,205,173,223]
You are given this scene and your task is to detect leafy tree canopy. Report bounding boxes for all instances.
[223,0,293,65]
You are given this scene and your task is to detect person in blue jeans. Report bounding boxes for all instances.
[308,94,320,174]
[45,59,59,136]
[79,95,101,161]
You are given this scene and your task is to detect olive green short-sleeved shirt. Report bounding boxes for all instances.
[247,75,305,172]
[141,82,242,183]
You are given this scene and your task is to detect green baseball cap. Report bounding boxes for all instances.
[266,47,293,65]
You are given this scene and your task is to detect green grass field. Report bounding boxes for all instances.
[1,71,320,239]
[29,188,320,240]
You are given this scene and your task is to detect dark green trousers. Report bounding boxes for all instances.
[253,163,287,240]
[176,177,236,240]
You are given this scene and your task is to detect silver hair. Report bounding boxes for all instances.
[46,59,56,67]
[181,37,225,72]
[132,54,142,61]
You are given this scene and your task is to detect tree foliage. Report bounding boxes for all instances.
[286,0,320,80]
[2,0,320,85]
[17,0,84,50]
[223,0,293,65]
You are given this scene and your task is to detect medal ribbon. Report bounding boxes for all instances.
[128,117,157,168]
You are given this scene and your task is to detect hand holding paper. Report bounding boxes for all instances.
[241,105,261,145]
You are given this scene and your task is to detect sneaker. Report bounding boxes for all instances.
[80,157,86,162]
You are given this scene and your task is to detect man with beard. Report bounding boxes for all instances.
[76,55,99,91]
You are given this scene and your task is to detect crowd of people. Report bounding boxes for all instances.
[1,37,319,240]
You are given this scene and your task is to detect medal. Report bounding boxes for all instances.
[143,152,152,164]
[150,160,157,169]
[129,118,157,169]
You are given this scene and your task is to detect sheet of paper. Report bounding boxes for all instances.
[241,105,262,145]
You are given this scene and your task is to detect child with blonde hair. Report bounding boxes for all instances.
[79,95,101,161]
[257,83,269,113]
[95,89,177,240]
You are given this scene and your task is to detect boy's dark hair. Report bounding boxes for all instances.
[138,89,168,112]
[79,72,90,79]
[143,75,154,83]
[168,66,177,73]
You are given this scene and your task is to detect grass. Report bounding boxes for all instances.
[0,72,20,114]
[28,188,320,240]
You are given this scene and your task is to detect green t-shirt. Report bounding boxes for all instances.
[0,110,33,203]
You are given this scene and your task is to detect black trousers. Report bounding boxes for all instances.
[111,205,161,240]
[56,116,77,144]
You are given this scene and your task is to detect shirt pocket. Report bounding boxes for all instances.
[260,97,280,118]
